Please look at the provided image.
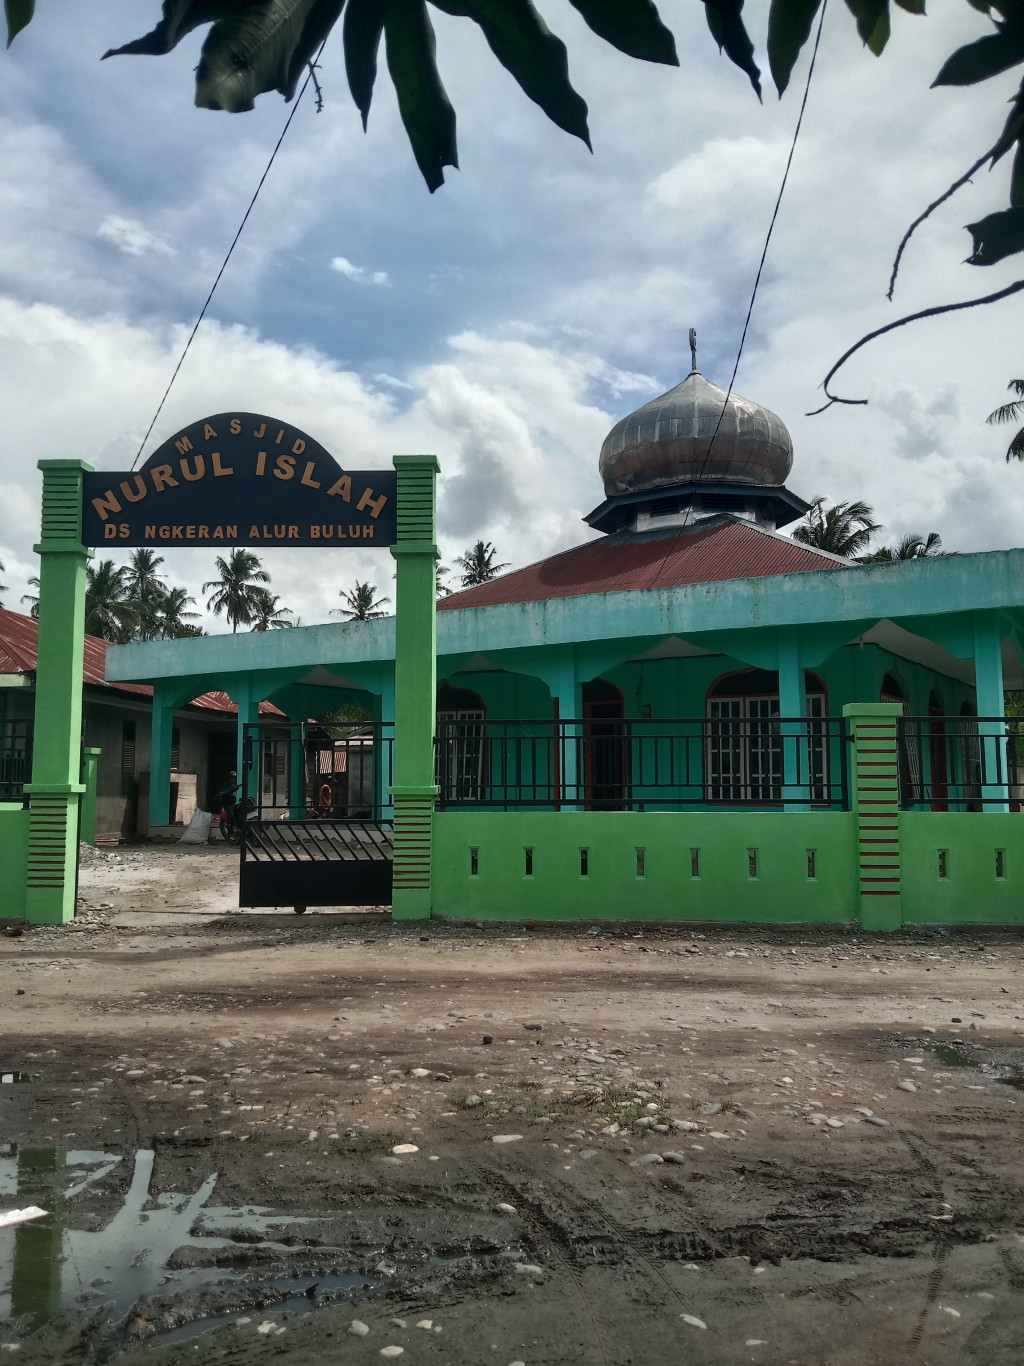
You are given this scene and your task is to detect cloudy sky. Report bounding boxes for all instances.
[0,1,1021,630]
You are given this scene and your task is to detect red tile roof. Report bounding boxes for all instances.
[439,521,846,611]
[0,609,283,715]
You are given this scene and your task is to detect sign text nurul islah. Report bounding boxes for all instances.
[81,413,397,549]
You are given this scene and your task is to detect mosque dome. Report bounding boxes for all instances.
[599,366,794,498]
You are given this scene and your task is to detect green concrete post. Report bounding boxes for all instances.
[844,703,903,932]
[148,687,174,828]
[24,460,91,924]
[390,454,440,920]
[80,747,101,847]
[779,628,809,812]
[973,610,1009,812]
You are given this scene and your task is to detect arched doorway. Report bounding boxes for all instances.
[582,678,626,809]
[436,681,486,802]
[704,668,827,803]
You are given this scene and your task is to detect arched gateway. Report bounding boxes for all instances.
[23,416,439,922]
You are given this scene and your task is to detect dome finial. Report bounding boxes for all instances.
[688,327,698,374]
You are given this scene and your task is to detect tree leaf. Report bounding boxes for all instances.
[767,0,821,96]
[104,1,232,60]
[933,31,1024,87]
[565,0,677,65]
[5,0,34,49]
[1011,137,1024,207]
[432,1,590,145]
[893,0,925,14]
[844,0,891,56]
[965,205,1024,264]
[704,0,762,100]
[990,82,1024,163]
[192,0,344,111]
[344,0,384,128]
[385,0,458,192]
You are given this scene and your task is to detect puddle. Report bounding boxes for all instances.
[0,1148,374,1344]
[0,1074,31,1085]
[932,1046,978,1069]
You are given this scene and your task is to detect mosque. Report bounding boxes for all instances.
[102,349,1024,927]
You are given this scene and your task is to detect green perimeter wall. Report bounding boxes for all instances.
[0,806,29,917]
[900,813,1024,924]
[431,811,859,923]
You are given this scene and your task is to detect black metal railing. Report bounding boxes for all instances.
[242,721,395,821]
[434,717,849,811]
[0,719,32,803]
[897,715,1024,809]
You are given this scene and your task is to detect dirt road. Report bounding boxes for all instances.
[2,844,1023,1364]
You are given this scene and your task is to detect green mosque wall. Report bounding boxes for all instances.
[0,805,29,917]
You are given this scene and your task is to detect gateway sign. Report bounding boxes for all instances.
[81,412,398,548]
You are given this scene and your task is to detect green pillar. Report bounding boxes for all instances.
[231,678,261,804]
[80,747,101,847]
[778,627,809,812]
[390,454,439,920]
[551,649,582,809]
[24,460,91,925]
[973,610,1009,812]
[844,703,903,932]
[148,687,175,828]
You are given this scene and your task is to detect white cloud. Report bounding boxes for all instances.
[330,256,391,287]
[97,215,175,258]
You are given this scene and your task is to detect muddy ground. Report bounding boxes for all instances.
[2,843,1024,1365]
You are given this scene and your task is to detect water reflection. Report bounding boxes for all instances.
[0,1147,329,1334]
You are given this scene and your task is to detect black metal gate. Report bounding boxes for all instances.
[239,721,394,909]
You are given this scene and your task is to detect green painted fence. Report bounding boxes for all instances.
[900,813,1023,924]
[431,809,860,923]
[0,805,30,918]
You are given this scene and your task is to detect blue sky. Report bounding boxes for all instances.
[0,2,1021,629]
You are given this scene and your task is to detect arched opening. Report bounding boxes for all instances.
[436,681,486,802]
[582,678,626,809]
[880,670,908,704]
[704,669,828,803]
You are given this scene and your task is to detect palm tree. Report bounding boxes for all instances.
[861,531,945,563]
[332,581,390,621]
[124,548,165,592]
[158,585,201,637]
[791,497,882,560]
[250,589,294,631]
[436,563,453,597]
[202,549,270,632]
[21,576,39,619]
[985,379,1024,461]
[0,559,6,606]
[454,540,510,587]
[85,560,137,642]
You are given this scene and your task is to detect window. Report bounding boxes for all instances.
[436,683,485,802]
[705,670,827,803]
[120,721,136,797]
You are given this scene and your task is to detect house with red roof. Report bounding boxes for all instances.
[0,607,282,839]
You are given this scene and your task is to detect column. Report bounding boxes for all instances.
[289,721,307,819]
[80,747,101,847]
[778,627,809,812]
[550,649,582,809]
[230,677,261,806]
[844,703,903,932]
[23,459,91,925]
[973,610,1009,812]
[373,679,396,821]
[148,687,175,828]
[390,454,440,920]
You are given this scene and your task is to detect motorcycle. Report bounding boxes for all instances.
[218,795,256,842]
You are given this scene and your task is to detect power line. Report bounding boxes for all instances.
[130,47,326,470]
[696,0,829,484]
